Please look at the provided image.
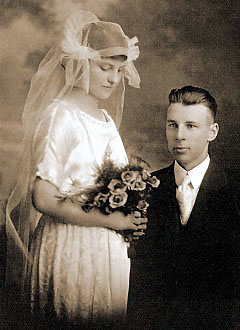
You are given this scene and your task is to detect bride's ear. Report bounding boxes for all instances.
[208,122,219,142]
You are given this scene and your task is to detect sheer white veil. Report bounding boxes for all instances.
[5,10,140,289]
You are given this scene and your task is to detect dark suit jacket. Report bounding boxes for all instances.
[129,162,240,329]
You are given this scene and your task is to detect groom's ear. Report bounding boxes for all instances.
[208,122,219,142]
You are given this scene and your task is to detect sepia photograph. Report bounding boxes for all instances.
[0,0,239,328]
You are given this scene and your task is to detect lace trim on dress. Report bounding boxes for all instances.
[53,99,113,128]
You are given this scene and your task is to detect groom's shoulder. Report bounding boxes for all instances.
[152,163,174,180]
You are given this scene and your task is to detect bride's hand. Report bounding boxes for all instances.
[126,211,148,240]
[107,211,148,231]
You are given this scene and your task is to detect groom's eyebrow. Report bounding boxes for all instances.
[185,121,198,124]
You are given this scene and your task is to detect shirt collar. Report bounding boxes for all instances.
[174,155,210,189]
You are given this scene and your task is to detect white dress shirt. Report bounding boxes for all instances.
[174,155,210,220]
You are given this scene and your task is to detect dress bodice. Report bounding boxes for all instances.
[34,99,128,195]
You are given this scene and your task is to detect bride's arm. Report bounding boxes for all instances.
[33,178,147,232]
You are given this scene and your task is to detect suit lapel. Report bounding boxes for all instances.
[187,162,228,229]
[154,164,180,230]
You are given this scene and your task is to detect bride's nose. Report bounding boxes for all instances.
[108,69,120,84]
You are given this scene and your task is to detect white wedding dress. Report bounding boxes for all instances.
[29,99,130,325]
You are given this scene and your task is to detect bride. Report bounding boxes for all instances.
[6,10,146,328]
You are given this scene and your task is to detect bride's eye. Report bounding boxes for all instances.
[100,65,111,71]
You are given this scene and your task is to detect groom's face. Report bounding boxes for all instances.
[166,102,218,171]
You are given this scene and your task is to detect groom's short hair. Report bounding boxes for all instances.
[168,85,218,120]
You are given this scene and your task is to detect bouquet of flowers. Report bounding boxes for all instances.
[59,156,160,257]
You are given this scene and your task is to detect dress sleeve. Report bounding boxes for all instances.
[33,102,84,194]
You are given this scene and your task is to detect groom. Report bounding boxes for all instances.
[129,85,240,329]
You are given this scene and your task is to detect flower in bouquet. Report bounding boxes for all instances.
[121,171,139,186]
[66,155,160,217]
[108,179,127,194]
[109,191,128,209]
[137,200,149,213]
[58,155,160,257]
[147,176,160,188]
[94,192,110,207]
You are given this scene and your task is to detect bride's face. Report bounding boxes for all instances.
[88,56,126,100]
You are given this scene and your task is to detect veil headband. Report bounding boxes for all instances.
[86,22,140,63]
[87,21,129,51]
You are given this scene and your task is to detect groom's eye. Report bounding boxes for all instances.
[168,123,177,128]
[187,124,197,129]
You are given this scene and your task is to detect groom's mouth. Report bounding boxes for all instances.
[173,147,189,153]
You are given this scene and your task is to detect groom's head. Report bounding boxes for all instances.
[166,85,219,170]
[168,85,218,121]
